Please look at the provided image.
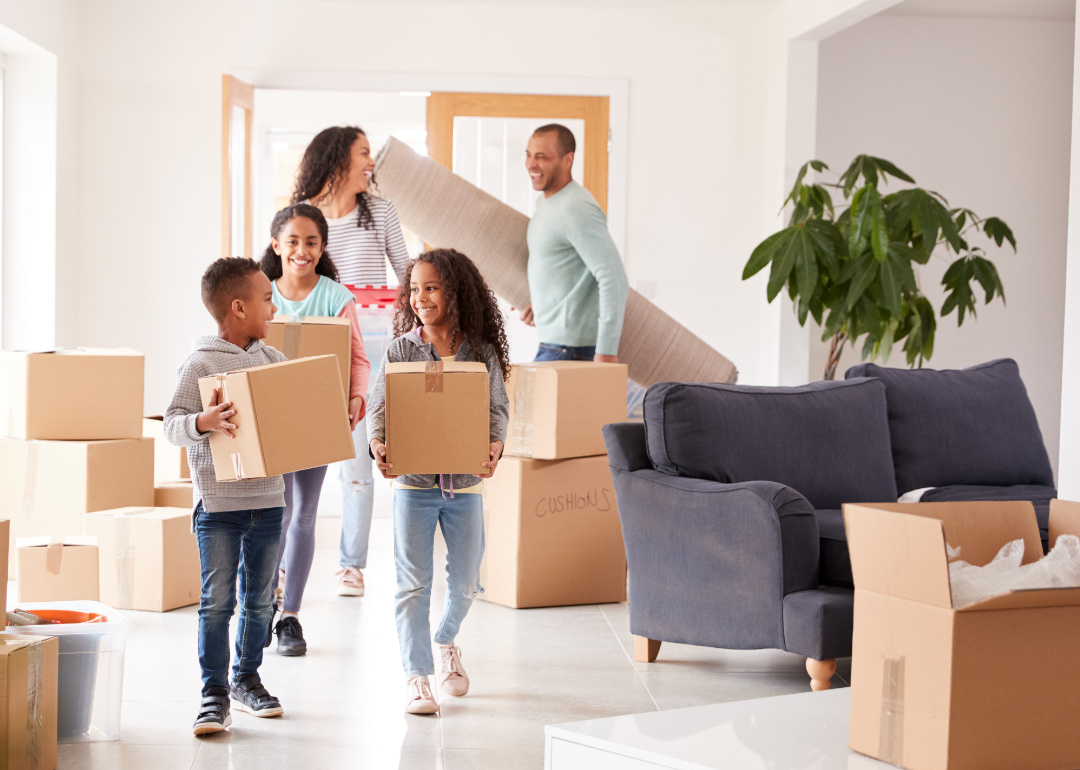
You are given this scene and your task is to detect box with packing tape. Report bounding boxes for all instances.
[197,355,355,481]
[154,481,193,509]
[0,437,154,579]
[263,315,352,400]
[83,507,200,612]
[0,633,58,770]
[384,361,489,476]
[16,536,99,603]
[143,415,190,482]
[505,362,627,460]
[845,500,1080,770]
[0,348,144,441]
[479,455,625,608]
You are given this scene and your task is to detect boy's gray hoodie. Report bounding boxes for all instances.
[367,329,509,492]
[165,335,287,515]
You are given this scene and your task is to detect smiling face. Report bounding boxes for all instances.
[410,260,448,328]
[272,216,324,279]
[526,131,573,194]
[236,269,278,340]
[343,134,375,195]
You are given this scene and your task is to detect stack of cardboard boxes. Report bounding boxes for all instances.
[481,361,628,608]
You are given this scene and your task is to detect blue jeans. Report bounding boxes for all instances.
[534,343,596,362]
[393,489,485,677]
[195,503,283,693]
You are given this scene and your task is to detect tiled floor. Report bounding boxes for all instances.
[39,477,850,770]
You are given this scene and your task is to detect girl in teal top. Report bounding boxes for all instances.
[257,203,371,657]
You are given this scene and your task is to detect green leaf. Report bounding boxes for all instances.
[849,184,880,259]
[879,260,902,317]
[795,239,819,307]
[871,200,888,263]
[767,228,811,302]
[982,216,1017,251]
[879,319,898,363]
[743,229,788,280]
[870,157,915,184]
[846,257,878,311]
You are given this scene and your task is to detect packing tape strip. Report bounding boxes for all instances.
[26,641,43,768]
[115,512,135,610]
[283,315,303,360]
[425,360,443,394]
[45,541,63,576]
[22,440,38,520]
[231,453,246,480]
[879,656,905,767]
[511,367,536,457]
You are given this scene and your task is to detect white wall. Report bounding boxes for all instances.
[814,15,1073,479]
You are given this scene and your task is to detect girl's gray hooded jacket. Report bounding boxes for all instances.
[367,329,509,491]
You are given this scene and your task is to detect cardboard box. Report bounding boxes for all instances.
[504,362,627,460]
[263,315,352,400]
[0,438,154,579]
[197,355,354,481]
[154,481,193,509]
[0,348,143,441]
[479,455,625,608]
[16,536,99,603]
[845,501,1080,770]
[0,634,58,770]
[384,361,489,476]
[83,507,200,612]
[142,416,190,482]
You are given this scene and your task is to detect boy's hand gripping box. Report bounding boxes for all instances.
[263,315,352,401]
[198,355,355,481]
[384,361,489,476]
[845,500,1080,770]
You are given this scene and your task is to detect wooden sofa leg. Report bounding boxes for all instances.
[806,658,836,691]
[634,636,661,663]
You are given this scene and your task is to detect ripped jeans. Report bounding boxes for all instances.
[393,488,485,677]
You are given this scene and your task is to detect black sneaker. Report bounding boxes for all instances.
[264,598,279,649]
[230,673,283,717]
[193,687,232,735]
[274,615,307,657]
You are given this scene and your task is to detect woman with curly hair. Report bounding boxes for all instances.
[293,126,410,598]
[366,248,510,715]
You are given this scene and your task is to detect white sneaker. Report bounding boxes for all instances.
[404,676,439,715]
[336,567,365,596]
[439,645,470,697]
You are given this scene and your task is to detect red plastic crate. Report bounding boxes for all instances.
[344,285,401,309]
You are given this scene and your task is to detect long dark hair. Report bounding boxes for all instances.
[259,204,339,282]
[394,249,512,382]
[292,126,374,230]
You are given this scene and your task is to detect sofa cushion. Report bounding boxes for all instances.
[920,484,1057,552]
[644,379,897,510]
[845,359,1053,495]
[814,509,853,589]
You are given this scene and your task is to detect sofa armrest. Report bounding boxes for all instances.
[603,422,651,472]
[611,467,819,651]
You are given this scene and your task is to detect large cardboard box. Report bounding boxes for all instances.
[142,416,190,482]
[504,362,627,460]
[0,438,154,579]
[384,361,489,476]
[197,355,354,481]
[263,315,352,400]
[479,455,625,608]
[154,481,193,509]
[0,348,143,441]
[0,634,58,770]
[16,536,99,603]
[845,501,1080,770]
[83,507,200,612]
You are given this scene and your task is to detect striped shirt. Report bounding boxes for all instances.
[319,195,411,286]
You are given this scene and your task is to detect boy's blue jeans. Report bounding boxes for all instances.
[393,488,484,677]
[195,503,283,693]
[534,343,596,362]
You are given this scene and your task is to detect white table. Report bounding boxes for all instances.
[545,688,892,769]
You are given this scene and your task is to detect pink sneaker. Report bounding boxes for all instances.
[404,676,439,715]
[439,645,470,697]
[336,567,364,596]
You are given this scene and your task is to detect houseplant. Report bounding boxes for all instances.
[742,155,1015,379]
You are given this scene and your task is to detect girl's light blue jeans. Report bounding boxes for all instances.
[393,488,485,677]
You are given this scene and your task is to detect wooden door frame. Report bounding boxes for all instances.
[221,75,254,259]
[426,92,610,213]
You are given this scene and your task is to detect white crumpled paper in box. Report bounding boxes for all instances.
[947,535,1080,609]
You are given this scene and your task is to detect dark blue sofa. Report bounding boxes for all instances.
[602,358,1054,690]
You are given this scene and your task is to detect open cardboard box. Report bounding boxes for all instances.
[845,500,1080,770]
[263,315,352,400]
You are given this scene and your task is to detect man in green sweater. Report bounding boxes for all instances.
[519,124,628,363]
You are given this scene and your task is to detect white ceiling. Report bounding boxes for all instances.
[884,0,1075,21]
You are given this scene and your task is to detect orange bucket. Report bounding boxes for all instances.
[21,609,107,625]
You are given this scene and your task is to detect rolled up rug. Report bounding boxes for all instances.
[374,137,737,387]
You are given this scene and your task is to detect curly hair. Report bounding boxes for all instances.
[394,249,512,382]
[259,204,339,283]
[291,126,375,230]
[201,257,263,323]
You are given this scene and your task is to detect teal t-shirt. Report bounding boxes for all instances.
[525,181,629,356]
[272,274,355,318]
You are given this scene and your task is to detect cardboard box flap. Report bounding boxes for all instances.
[512,361,624,372]
[16,535,96,548]
[88,506,190,521]
[70,347,142,356]
[386,362,488,374]
[1049,499,1080,549]
[269,316,351,328]
[957,585,1080,612]
[843,504,953,608]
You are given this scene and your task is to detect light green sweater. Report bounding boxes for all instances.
[526,181,629,356]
